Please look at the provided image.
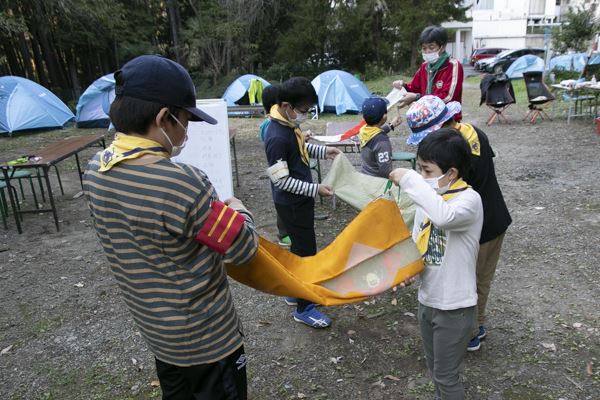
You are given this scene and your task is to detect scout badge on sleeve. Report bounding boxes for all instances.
[195,200,246,254]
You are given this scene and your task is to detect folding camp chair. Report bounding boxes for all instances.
[480,73,516,126]
[523,71,555,124]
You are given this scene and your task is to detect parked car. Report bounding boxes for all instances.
[482,48,546,73]
[471,48,506,67]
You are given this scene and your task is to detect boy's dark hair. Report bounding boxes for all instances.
[278,77,318,109]
[262,84,280,114]
[417,128,471,180]
[419,26,448,47]
[109,96,181,134]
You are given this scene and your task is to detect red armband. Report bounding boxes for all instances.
[195,201,246,254]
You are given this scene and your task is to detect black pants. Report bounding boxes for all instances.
[275,198,316,312]
[276,212,288,240]
[155,346,247,400]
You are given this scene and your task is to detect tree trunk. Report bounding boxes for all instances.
[30,36,50,87]
[17,32,35,79]
[167,0,185,66]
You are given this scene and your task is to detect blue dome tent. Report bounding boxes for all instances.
[222,74,270,106]
[506,55,545,79]
[0,76,74,135]
[311,70,371,115]
[76,73,116,128]
[548,53,588,72]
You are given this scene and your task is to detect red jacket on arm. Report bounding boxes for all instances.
[405,57,464,121]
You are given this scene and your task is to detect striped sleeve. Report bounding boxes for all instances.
[306,143,326,159]
[273,176,319,198]
[185,166,258,264]
[222,208,259,265]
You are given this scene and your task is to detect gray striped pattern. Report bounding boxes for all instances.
[83,153,258,366]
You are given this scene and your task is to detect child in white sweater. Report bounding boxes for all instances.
[389,128,483,400]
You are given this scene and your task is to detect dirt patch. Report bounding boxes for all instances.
[1,86,599,399]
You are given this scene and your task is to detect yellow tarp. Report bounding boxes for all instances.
[226,198,424,306]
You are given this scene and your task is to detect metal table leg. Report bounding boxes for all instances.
[2,167,22,234]
[42,167,60,232]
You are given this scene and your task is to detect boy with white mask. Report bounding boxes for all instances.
[389,129,482,400]
[263,77,341,328]
[392,25,464,121]
[84,55,259,399]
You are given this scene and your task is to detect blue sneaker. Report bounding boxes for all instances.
[467,335,481,351]
[477,325,487,340]
[284,297,298,306]
[293,304,331,328]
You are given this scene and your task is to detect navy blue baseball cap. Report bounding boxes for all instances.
[362,97,389,125]
[114,55,217,125]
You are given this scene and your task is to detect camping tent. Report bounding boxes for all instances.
[548,53,588,72]
[222,74,270,106]
[75,73,115,128]
[506,55,545,79]
[0,76,74,135]
[311,70,371,115]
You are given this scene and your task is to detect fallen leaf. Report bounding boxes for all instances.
[257,320,271,327]
[329,356,343,364]
[297,393,307,399]
[1,345,13,355]
[541,342,556,351]
[391,298,397,306]
[150,380,160,388]
[384,375,401,381]
[587,362,593,376]
[372,379,386,388]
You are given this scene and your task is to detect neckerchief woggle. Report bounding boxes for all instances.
[416,177,469,257]
[99,133,169,172]
[269,104,310,165]
[358,125,384,148]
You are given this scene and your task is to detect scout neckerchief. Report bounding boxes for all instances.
[269,104,310,165]
[99,132,169,172]
[416,177,469,257]
[453,122,481,156]
[426,51,450,95]
[358,125,383,148]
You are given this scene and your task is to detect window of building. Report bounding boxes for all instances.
[476,0,494,10]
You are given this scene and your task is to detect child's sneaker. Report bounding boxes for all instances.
[284,297,298,306]
[293,304,331,328]
[467,335,481,351]
[477,325,486,340]
[278,236,292,247]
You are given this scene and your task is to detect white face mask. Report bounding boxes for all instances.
[424,172,450,195]
[422,51,440,64]
[287,107,309,126]
[160,113,188,157]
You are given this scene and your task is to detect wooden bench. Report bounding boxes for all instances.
[0,134,106,233]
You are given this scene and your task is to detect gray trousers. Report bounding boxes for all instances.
[418,303,476,400]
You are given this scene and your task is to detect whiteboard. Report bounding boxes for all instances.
[172,99,233,200]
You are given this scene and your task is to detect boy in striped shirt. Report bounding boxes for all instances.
[83,55,258,400]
